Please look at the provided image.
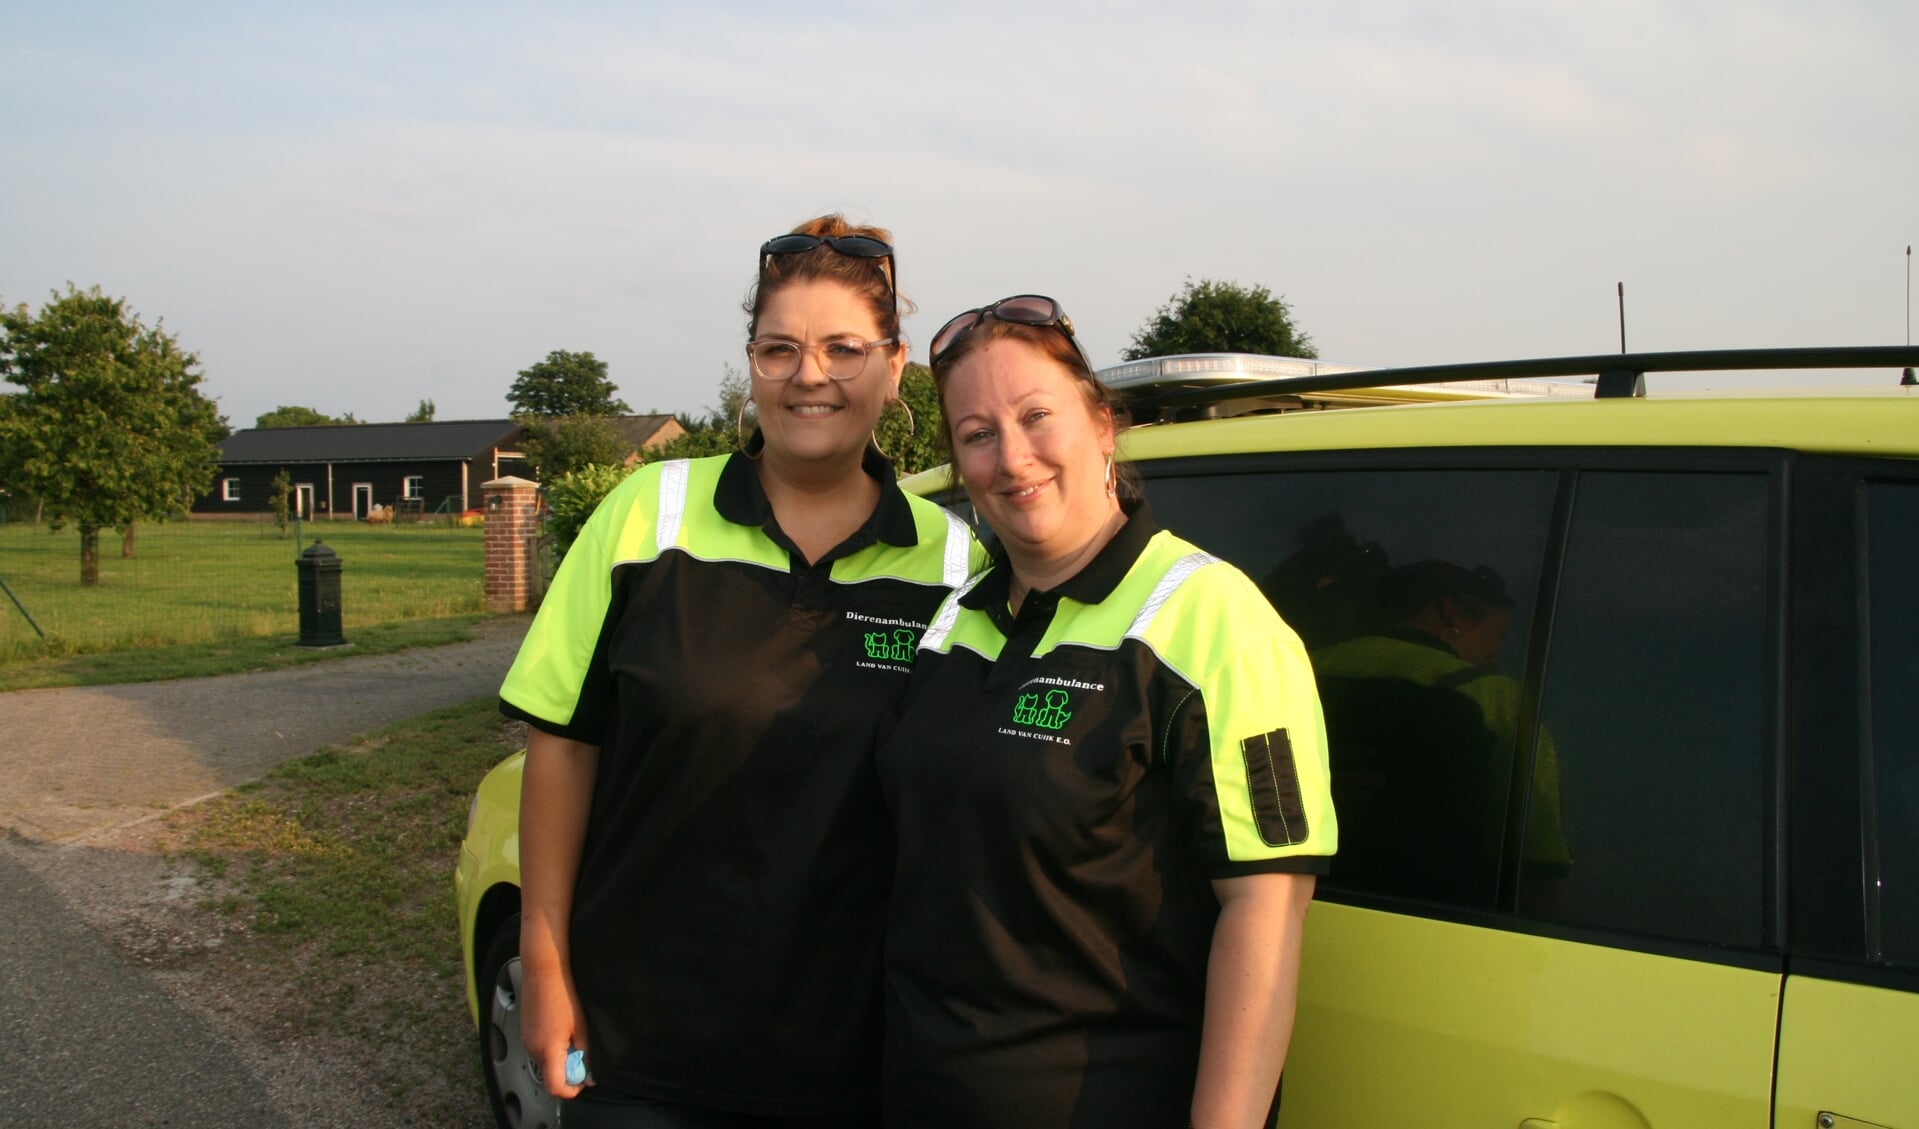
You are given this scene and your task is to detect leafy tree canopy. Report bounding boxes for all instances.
[543,463,638,562]
[406,398,436,422]
[655,364,751,462]
[520,413,628,481]
[256,405,358,428]
[875,362,941,476]
[0,284,228,584]
[1123,277,1317,361]
[268,467,294,538]
[508,349,629,417]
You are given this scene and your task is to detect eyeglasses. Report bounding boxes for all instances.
[760,233,898,314]
[746,337,897,382]
[929,294,1092,370]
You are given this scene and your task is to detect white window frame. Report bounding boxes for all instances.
[222,477,241,502]
[403,474,425,500]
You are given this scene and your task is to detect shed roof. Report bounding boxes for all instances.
[611,415,682,448]
[217,419,524,465]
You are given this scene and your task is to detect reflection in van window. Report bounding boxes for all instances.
[1313,559,1568,906]
[1147,468,1557,910]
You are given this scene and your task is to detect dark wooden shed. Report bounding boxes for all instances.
[194,419,530,521]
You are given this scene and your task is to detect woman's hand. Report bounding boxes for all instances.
[1191,872,1317,1129]
[519,930,591,1100]
[518,729,602,1100]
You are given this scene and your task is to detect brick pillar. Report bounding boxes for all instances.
[482,476,541,613]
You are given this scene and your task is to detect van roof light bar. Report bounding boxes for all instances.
[1098,352,1370,390]
[1102,346,1919,413]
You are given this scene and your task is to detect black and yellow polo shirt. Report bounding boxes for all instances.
[499,445,977,1116]
[877,503,1335,1129]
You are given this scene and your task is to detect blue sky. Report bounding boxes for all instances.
[3,1,1914,427]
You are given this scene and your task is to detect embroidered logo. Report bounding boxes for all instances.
[1012,689,1073,730]
[864,628,918,663]
[999,676,1102,746]
[847,611,926,674]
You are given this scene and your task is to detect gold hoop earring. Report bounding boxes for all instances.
[737,396,760,458]
[870,397,916,461]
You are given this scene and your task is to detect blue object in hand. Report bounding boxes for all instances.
[565,1047,588,1087]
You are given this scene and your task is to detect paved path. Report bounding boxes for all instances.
[0,618,531,1128]
[0,618,530,843]
[0,852,291,1127]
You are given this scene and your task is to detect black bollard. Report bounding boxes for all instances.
[295,541,346,647]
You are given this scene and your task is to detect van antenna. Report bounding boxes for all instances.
[1905,247,1915,386]
[1616,282,1627,353]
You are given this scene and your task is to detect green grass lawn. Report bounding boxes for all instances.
[0,614,499,692]
[0,518,487,663]
[163,697,518,1127]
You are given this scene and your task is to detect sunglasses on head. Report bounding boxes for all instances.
[760,233,898,313]
[929,294,1092,371]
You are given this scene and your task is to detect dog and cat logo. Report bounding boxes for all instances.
[1013,689,1073,730]
[863,628,917,663]
[849,612,923,673]
[1001,677,1101,745]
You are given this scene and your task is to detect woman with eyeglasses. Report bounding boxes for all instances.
[500,216,977,1129]
[876,296,1337,1129]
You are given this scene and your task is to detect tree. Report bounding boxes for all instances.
[652,424,743,462]
[520,413,627,481]
[874,363,942,476]
[0,285,228,585]
[543,462,639,561]
[256,405,357,428]
[508,350,629,417]
[1123,278,1317,361]
[407,398,436,422]
[268,467,293,538]
[654,364,751,461]
[0,392,29,524]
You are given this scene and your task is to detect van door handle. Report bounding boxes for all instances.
[1519,1121,1556,1128]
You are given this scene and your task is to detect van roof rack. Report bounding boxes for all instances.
[1102,346,1919,422]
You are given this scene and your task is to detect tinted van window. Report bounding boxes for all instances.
[1148,466,1557,910]
[1868,480,1919,966]
[1523,471,1769,948]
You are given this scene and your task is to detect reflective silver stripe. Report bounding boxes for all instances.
[655,460,691,555]
[921,575,981,651]
[941,510,972,588]
[1126,551,1219,639]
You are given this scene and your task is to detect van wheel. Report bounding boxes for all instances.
[478,913,563,1129]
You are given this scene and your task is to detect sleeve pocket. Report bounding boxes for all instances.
[1241,728,1310,847]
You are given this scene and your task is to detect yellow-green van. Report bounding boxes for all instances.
[459,347,1919,1129]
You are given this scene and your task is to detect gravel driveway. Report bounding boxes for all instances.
[0,617,528,1128]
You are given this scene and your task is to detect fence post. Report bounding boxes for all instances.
[483,476,541,613]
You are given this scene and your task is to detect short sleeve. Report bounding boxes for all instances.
[1154,562,1338,876]
[498,466,657,741]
